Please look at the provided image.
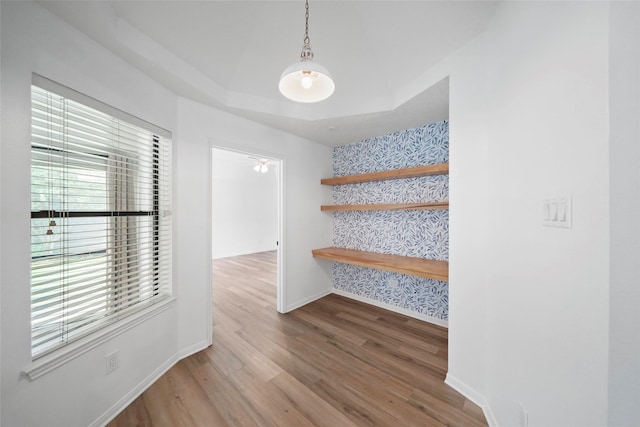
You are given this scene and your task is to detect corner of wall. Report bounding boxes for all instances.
[445,374,498,427]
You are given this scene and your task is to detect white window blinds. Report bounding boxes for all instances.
[30,82,172,359]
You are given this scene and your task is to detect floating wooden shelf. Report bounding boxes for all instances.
[320,201,449,212]
[321,163,449,186]
[312,247,448,282]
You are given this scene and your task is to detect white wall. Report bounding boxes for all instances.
[0,2,183,426]
[446,29,491,412]
[176,97,333,324]
[0,2,3,422]
[0,3,3,423]
[608,2,640,426]
[447,2,613,426]
[211,148,278,259]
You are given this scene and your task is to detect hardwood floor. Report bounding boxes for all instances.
[108,251,488,427]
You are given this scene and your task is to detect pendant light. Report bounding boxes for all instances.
[279,0,334,103]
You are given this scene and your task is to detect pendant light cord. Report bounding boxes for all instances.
[300,0,314,62]
[304,0,310,45]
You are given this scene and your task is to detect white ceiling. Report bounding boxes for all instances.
[39,1,499,146]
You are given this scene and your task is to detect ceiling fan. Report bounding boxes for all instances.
[249,157,270,173]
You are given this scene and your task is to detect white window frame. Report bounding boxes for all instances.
[24,75,174,380]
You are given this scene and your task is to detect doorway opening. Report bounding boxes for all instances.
[210,147,284,319]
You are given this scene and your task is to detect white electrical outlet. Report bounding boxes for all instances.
[388,278,399,289]
[105,350,119,375]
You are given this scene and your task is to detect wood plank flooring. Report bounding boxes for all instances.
[108,251,487,427]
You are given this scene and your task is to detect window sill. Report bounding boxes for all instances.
[22,297,176,381]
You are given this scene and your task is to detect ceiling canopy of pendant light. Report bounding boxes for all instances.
[279,0,334,103]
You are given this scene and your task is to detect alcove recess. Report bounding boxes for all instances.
[312,163,449,282]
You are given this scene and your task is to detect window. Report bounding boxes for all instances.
[30,79,172,359]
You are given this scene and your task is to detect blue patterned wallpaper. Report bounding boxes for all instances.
[333,175,448,205]
[333,264,449,319]
[331,121,449,322]
[333,210,448,260]
[332,123,449,176]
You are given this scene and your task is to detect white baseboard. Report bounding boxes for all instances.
[283,288,333,313]
[92,340,209,427]
[91,354,178,427]
[445,373,497,427]
[178,339,210,360]
[332,289,449,328]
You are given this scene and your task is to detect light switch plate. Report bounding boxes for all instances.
[543,196,572,228]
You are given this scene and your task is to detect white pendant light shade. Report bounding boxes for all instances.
[279,0,334,103]
[279,61,335,103]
